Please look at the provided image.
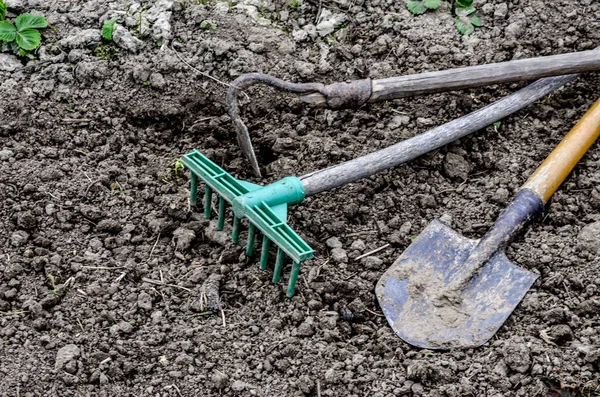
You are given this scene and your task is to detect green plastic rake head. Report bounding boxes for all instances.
[181,150,313,297]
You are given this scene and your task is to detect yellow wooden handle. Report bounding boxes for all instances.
[523,97,600,202]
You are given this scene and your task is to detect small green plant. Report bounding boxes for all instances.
[142,80,150,86]
[406,0,441,15]
[406,0,481,36]
[454,0,481,36]
[493,121,501,132]
[0,12,48,55]
[102,17,118,40]
[289,0,300,10]
[173,158,185,178]
[93,43,118,60]
[156,39,162,47]
[0,0,6,21]
[200,20,216,30]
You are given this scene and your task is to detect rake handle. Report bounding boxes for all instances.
[523,98,600,202]
[299,74,577,196]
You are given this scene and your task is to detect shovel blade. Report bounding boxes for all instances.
[376,219,538,349]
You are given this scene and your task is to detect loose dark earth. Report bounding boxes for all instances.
[1,0,599,396]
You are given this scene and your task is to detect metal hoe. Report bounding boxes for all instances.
[227,49,600,176]
[376,97,600,349]
[182,73,577,297]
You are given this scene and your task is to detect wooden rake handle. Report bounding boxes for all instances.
[523,97,600,203]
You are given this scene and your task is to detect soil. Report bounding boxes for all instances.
[1,0,599,396]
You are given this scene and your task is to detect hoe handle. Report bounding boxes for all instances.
[302,49,600,105]
[523,97,600,203]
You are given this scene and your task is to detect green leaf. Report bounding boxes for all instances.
[469,14,482,27]
[15,27,41,50]
[455,6,476,15]
[0,20,16,42]
[406,0,427,14]
[423,0,441,9]
[15,14,48,30]
[102,17,118,40]
[0,0,7,21]
[455,17,474,35]
[455,0,473,7]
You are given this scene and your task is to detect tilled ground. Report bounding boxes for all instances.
[1,0,599,395]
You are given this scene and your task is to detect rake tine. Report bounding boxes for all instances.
[190,174,198,206]
[204,186,212,219]
[272,248,285,283]
[217,197,226,230]
[260,236,271,270]
[246,223,256,256]
[232,216,240,244]
[287,261,301,297]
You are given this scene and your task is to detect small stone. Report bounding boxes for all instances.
[138,292,153,311]
[326,237,342,249]
[17,212,37,229]
[493,359,509,377]
[205,221,229,246]
[307,299,323,310]
[494,3,509,19]
[548,324,573,345]
[297,318,315,337]
[231,380,251,391]
[211,371,229,389]
[578,222,600,254]
[492,187,509,204]
[118,321,134,334]
[315,10,346,37]
[350,240,366,251]
[388,115,410,129]
[443,153,472,180]
[99,373,109,385]
[55,344,81,370]
[59,29,102,49]
[113,24,144,53]
[0,149,14,161]
[11,230,29,247]
[361,256,383,270]
[269,318,283,329]
[505,20,527,40]
[149,72,166,90]
[96,219,122,234]
[0,54,22,72]
[173,227,195,252]
[330,248,348,264]
[503,342,530,374]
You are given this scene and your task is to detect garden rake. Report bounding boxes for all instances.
[228,49,600,176]
[376,96,600,349]
[182,73,578,297]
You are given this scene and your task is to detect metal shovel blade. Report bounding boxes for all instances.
[376,219,538,349]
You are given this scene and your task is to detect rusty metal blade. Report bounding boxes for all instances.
[375,219,537,349]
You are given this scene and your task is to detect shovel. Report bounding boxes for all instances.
[227,49,600,176]
[376,97,600,349]
[182,73,575,297]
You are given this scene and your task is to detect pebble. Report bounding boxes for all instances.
[443,153,472,181]
[505,20,527,40]
[361,256,383,270]
[211,371,229,388]
[55,344,81,370]
[0,149,14,161]
[138,292,153,311]
[0,54,22,72]
[502,341,530,373]
[59,29,102,49]
[326,237,343,249]
[113,24,144,53]
[173,227,195,252]
[388,115,410,129]
[96,219,122,234]
[149,72,166,90]
[11,230,29,247]
[494,3,509,19]
[350,239,366,251]
[316,10,347,37]
[578,221,600,253]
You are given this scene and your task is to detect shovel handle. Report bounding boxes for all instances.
[523,97,600,203]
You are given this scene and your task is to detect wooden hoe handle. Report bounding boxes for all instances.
[523,98,600,203]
